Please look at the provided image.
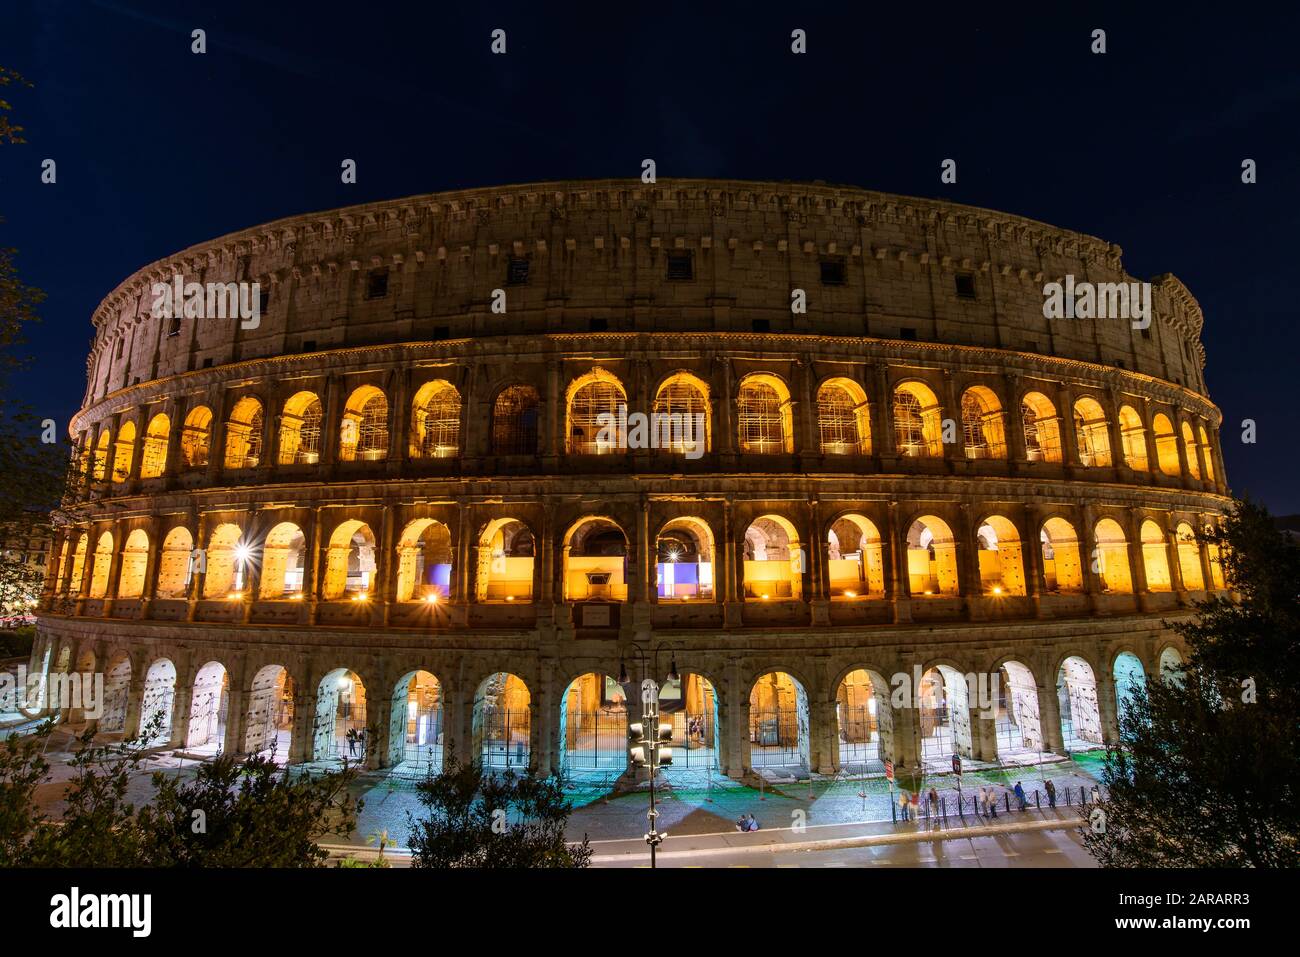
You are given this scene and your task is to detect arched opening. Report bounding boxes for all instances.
[1181,421,1201,479]
[1141,519,1172,592]
[742,514,803,600]
[976,515,1026,595]
[223,396,264,469]
[100,656,131,733]
[566,369,626,454]
[737,373,793,454]
[893,381,943,458]
[92,431,111,481]
[749,671,810,770]
[1198,425,1216,482]
[1152,413,1180,476]
[995,661,1043,758]
[388,670,444,773]
[1206,523,1228,589]
[1118,405,1148,471]
[259,522,307,598]
[559,672,628,774]
[1020,392,1062,463]
[112,420,136,482]
[410,380,462,458]
[277,391,323,465]
[491,385,540,455]
[141,658,178,746]
[906,515,958,596]
[394,518,453,602]
[244,665,295,763]
[89,532,113,598]
[816,378,870,455]
[476,518,534,602]
[1176,522,1205,591]
[339,385,389,462]
[836,668,891,771]
[64,533,87,595]
[656,517,714,601]
[202,524,247,598]
[185,661,229,753]
[919,665,973,764]
[1094,518,1133,594]
[313,669,368,762]
[473,672,531,769]
[1113,652,1147,732]
[180,406,212,468]
[827,515,884,598]
[653,372,712,454]
[1072,397,1112,467]
[140,413,170,478]
[564,518,628,601]
[1040,517,1084,593]
[1158,647,1185,687]
[321,520,376,600]
[658,672,720,773]
[1056,656,1103,751]
[960,385,1006,459]
[116,529,149,599]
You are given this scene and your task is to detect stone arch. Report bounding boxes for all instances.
[180,405,213,468]
[1112,651,1147,733]
[816,376,870,455]
[259,521,307,598]
[905,514,958,596]
[312,668,369,762]
[736,372,794,454]
[112,419,136,482]
[1094,517,1133,594]
[1040,516,1084,593]
[1118,405,1148,471]
[1198,425,1216,482]
[155,525,193,598]
[100,654,132,733]
[826,513,884,597]
[116,528,149,599]
[223,395,264,469]
[893,379,943,458]
[394,517,453,603]
[244,664,295,762]
[960,384,1007,459]
[1020,391,1062,463]
[563,517,628,601]
[653,370,713,454]
[1158,645,1185,686]
[185,661,230,751]
[1180,420,1202,479]
[993,658,1043,756]
[64,532,88,595]
[1072,396,1112,467]
[834,666,892,770]
[1175,521,1204,591]
[89,531,113,598]
[742,513,804,600]
[656,516,715,601]
[409,380,462,458]
[559,671,628,774]
[491,384,541,455]
[566,368,626,454]
[140,658,178,745]
[140,413,170,479]
[975,514,1026,595]
[203,523,245,598]
[476,517,534,602]
[658,668,721,774]
[277,390,323,465]
[339,384,389,462]
[473,672,532,769]
[1140,518,1172,592]
[92,429,111,480]
[1056,654,1103,750]
[1152,412,1180,476]
[919,663,974,763]
[323,519,377,600]
[388,669,445,772]
[749,670,810,771]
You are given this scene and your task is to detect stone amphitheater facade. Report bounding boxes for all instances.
[33,178,1230,779]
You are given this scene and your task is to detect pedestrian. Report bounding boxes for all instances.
[899,790,910,821]
[736,813,748,832]
[1014,780,1027,811]
[346,727,357,756]
[1045,778,1057,808]
[978,786,988,817]
[748,814,761,832]
[910,790,920,820]
[1090,784,1101,804]
[928,786,939,816]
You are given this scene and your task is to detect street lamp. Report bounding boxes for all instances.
[617,640,680,869]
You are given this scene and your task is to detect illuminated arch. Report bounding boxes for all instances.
[312,668,368,762]
[1057,656,1103,750]
[827,514,883,597]
[116,528,149,599]
[112,420,136,482]
[1072,397,1112,467]
[185,661,230,751]
[89,531,113,599]
[749,670,810,770]
[742,514,803,600]
[566,369,626,455]
[323,520,378,600]
[1198,425,1215,482]
[563,517,628,601]
[395,518,454,603]
[1020,391,1061,463]
[737,373,794,454]
[960,385,1006,459]
[559,672,628,772]
[156,526,193,598]
[975,514,1026,596]
[653,371,712,454]
[277,391,323,465]
[1118,405,1148,471]
[476,518,534,602]
[816,377,870,455]
[139,413,170,479]
[410,380,462,459]
[474,672,532,769]
[1093,518,1133,594]
[389,670,445,771]
[223,396,264,469]
[835,668,892,768]
[656,516,715,601]
[919,664,973,761]
[893,381,943,458]
[1175,522,1205,591]
[1040,517,1083,593]
[141,658,178,745]
[1152,413,1179,476]
[259,521,307,598]
[905,515,958,596]
[338,385,389,462]
[203,523,246,598]
[1180,421,1201,479]
[92,430,111,481]
[244,664,295,762]
[64,533,88,595]
[491,385,541,455]
[1140,519,1172,592]
[995,659,1044,755]
[180,406,212,468]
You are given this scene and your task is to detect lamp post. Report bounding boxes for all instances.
[618,641,680,869]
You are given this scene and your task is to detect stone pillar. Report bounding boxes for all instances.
[303,506,324,626]
[811,697,838,774]
[1127,511,1152,610]
[224,674,250,757]
[808,499,829,625]
[1004,372,1026,463]
[289,668,318,764]
[888,501,911,623]
[1167,524,1188,605]
[722,501,742,626]
[717,355,736,458]
[137,516,163,620]
[1097,670,1120,745]
[874,365,896,462]
[941,370,962,463]
[122,660,147,740]
[366,692,392,771]
[1037,678,1065,755]
[1057,382,1079,466]
[167,658,195,749]
[101,521,126,617]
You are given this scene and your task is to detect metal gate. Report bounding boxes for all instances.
[749,707,804,767]
[480,706,530,769]
[563,706,627,769]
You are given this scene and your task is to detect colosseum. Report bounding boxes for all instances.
[33,178,1230,785]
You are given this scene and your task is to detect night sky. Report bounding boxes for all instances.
[2,2,1297,513]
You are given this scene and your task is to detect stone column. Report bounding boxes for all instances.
[808,499,829,625]
[1127,511,1152,611]
[1097,670,1120,746]
[167,657,195,749]
[303,506,324,626]
[137,516,163,620]
[1037,677,1065,755]
[1004,372,1026,463]
[888,501,911,623]
[1057,382,1080,466]
[722,501,742,627]
[1167,523,1188,605]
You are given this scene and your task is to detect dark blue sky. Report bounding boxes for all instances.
[2,1,1297,512]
